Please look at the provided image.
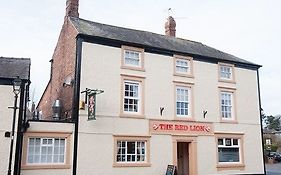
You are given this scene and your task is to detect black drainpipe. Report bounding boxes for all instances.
[72,36,83,175]
[257,69,266,175]
[15,81,30,175]
[13,81,26,175]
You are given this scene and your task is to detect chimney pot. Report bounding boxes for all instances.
[66,0,79,18]
[165,16,176,37]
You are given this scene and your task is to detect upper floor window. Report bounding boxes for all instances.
[121,46,144,71]
[124,81,140,113]
[220,90,236,121]
[27,137,65,164]
[125,50,141,66]
[174,55,193,77]
[176,86,191,118]
[219,63,235,82]
[121,75,145,118]
[176,59,189,73]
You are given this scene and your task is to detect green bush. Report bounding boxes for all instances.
[271,143,278,152]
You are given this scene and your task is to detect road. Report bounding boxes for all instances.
[266,163,281,175]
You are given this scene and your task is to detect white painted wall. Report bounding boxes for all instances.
[21,122,74,175]
[0,85,19,175]
[77,42,263,174]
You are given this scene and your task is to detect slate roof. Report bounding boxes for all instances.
[70,17,260,68]
[0,57,31,80]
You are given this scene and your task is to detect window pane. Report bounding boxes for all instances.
[59,155,64,163]
[218,139,224,145]
[233,139,238,145]
[218,148,239,162]
[225,138,231,146]
[127,142,135,154]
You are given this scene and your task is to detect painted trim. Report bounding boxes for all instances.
[218,87,238,123]
[121,45,145,71]
[173,55,194,78]
[214,133,245,171]
[172,136,198,175]
[218,62,236,84]
[173,82,194,121]
[21,132,72,170]
[112,135,151,167]
[120,74,145,118]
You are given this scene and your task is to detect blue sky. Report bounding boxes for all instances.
[0,0,280,116]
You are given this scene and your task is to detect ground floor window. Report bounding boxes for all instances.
[215,133,245,170]
[27,137,66,164]
[218,138,240,163]
[114,136,150,167]
[117,141,146,162]
[22,132,71,169]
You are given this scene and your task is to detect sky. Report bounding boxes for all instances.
[0,0,280,116]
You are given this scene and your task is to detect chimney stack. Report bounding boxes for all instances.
[66,0,79,18]
[165,16,176,37]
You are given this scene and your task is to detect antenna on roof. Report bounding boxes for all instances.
[163,8,187,20]
[168,8,172,16]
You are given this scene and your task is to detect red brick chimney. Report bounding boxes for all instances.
[165,16,176,37]
[66,0,79,18]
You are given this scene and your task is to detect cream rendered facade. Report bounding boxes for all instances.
[0,85,18,175]
[75,42,264,175]
[21,122,74,175]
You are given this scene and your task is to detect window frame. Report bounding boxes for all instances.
[215,133,245,170]
[121,45,144,71]
[22,132,71,170]
[219,87,237,123]
[218,62,235,83]
[120,74,145,118]
[27,137,66,164]
[113,136,151,167]
[173,55,193,77]
[174,82,194,120]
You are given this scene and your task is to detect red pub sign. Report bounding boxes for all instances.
[149,120,214,135]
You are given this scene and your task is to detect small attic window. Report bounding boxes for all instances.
[218,63,235,82]
[121,45,144,71]
[173,55,193,77]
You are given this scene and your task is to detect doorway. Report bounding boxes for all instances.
[177,142,189,175]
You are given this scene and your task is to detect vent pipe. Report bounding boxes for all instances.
[52,100,62,120]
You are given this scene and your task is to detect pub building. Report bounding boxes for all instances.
[20,0,264,175]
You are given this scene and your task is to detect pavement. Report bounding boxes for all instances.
[266,163,281,175]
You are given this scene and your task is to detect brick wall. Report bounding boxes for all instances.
[38,18,78,120]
